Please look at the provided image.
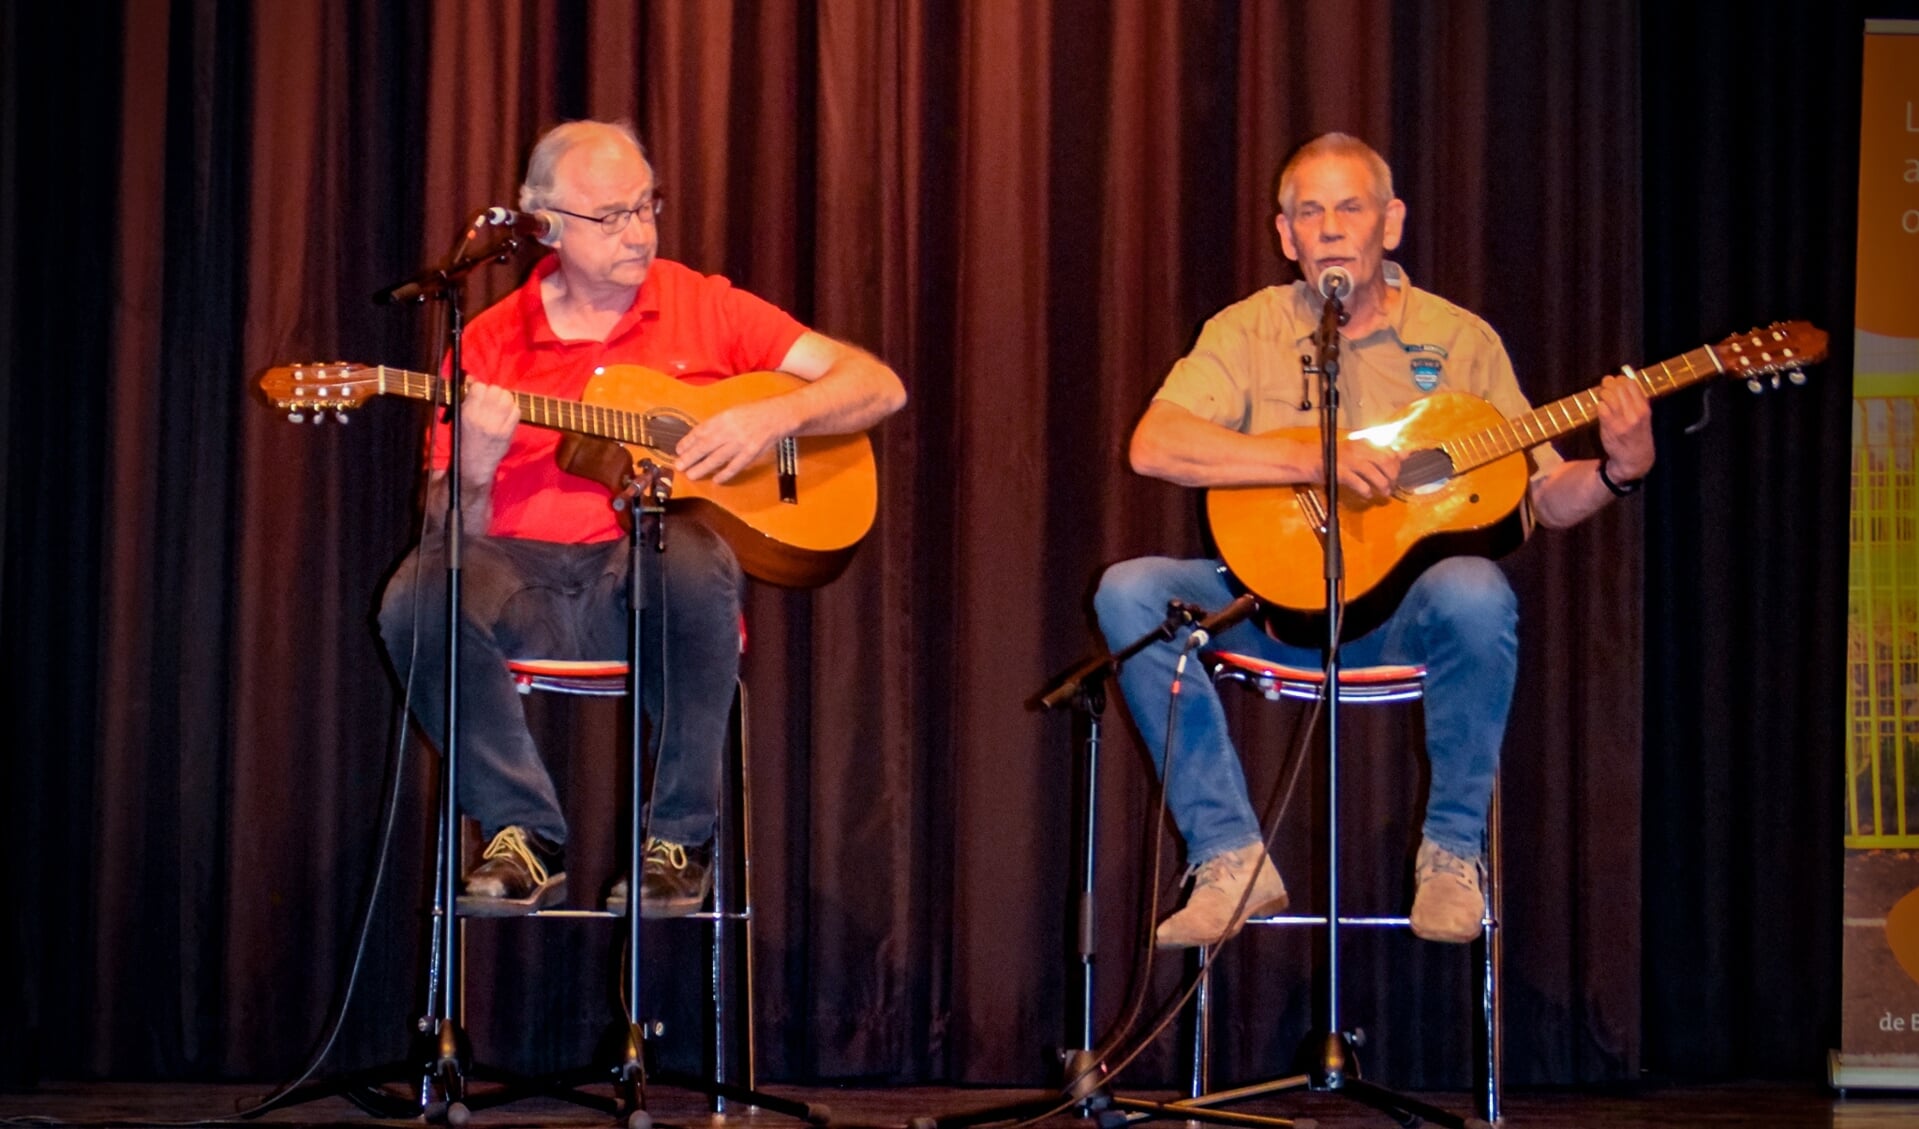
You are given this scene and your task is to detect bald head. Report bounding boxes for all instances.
[1276,132,1393,218]
[519,120,651,213]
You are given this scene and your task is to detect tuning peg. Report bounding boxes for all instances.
[1789,368,1806,385]
[334,410,349,423]
[288,410,305,422]
[1746,377,1764,393]
[1771,373,1783,389]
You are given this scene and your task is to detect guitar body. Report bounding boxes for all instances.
[1206,392,1532,641]
[577,366,878,588]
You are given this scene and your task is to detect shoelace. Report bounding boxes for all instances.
[482,826,551,885]
[645,838,688,871]
[1419,845,1480,887]
[1192,850,1248,892]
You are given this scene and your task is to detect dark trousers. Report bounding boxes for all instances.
[378,520,743,849]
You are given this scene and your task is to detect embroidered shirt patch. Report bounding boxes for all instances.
[1404,343,1448,391]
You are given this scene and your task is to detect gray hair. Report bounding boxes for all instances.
[1276,132,1394,217]
[519,119,651,211]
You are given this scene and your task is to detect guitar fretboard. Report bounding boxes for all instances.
[373,365,687,452]
[1435,345,1724,475]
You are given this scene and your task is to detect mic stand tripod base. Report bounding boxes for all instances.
[1153,1027,1490,1129]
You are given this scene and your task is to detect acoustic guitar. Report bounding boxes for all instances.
[1206,321,1827,639]
[259,362,877,588]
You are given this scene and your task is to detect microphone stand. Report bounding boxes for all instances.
[912,595,1298,1129]
[1157,286,1487,1129]
[247,213,546,1125]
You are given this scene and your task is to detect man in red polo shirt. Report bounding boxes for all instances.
[380,119,905,917]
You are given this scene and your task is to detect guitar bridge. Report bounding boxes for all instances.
[777,437,799,504]
[1295,486,1329,537]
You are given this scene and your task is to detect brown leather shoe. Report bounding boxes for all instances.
[605,836,713,918]
[1410,838,1485,943]
[456,826,566,917]
[1155,842,1289,950]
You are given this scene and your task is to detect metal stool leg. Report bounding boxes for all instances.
[1178,655,1498,1128]
[1191,946,1213,1098]
[1479,784,1503,1125]
[712,677,758,1112]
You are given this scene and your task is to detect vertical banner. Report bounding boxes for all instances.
[1835,18,1919,1092]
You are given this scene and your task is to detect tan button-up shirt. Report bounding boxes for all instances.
[1155,263,1562,478]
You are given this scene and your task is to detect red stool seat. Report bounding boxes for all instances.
[1207,650,1427,703]
[506,658,630,696]
[507,616,749,697]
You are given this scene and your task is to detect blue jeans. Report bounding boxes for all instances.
[378,521,743,849]
[1092,555,1518,864]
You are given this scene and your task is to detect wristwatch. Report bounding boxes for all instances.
[1598,460,1641,497]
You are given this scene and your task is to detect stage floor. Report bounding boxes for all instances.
[3,1081,1918,1129]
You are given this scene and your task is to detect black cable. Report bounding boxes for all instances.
[88,404,445,1127]
[220,292,462,1123]
[1014,596,1348,1129]
[220,428,447,1122]
[982,626,1194,1129]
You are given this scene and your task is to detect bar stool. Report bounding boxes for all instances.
[457,653,760,1111]
[1191,651,1503,1125]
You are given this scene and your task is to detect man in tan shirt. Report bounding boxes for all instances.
[1095,133,1654,948]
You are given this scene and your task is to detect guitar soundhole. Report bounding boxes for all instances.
[644,409,696,456]
[1398,448,1455,493]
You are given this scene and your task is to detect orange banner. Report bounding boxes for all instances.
[1855,25,1919,337]
[1836,19,1919,1093]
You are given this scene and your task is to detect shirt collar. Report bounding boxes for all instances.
[1290,260,1413,347]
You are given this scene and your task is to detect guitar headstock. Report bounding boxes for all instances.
[258,362,380,423]
[1713,321,1828,393]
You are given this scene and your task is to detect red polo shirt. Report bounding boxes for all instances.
[430,256,808,543]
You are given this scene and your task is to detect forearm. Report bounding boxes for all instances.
[422,469,495,536]
[1528,458,1623,529]
[776,351,907,436]
[1129,401,1317,487]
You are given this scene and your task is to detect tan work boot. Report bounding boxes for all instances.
[1410,838,1485,943]
[1155,842,1289,949]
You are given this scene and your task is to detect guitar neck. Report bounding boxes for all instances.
[1441,343,1725,475]
[372,365,673,450]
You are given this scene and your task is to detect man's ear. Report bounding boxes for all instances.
[1275,212,1300,262]
[1383,198,1407,252]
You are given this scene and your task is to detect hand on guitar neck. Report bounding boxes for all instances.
[1528,373,1654,529]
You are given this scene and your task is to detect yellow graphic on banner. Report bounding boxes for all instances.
[1849,386,1919,849]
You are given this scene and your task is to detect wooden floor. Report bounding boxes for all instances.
[3,1081,1918,1129]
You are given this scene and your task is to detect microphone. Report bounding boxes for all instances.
[1316,266,1353,302]
[1177,594,1260,650]
[478,206,562,247]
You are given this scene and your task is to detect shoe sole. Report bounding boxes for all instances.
[1410,920,1485,944]
[605,877,714,918]
[456,875,568,917]
[1154,891,1291,950]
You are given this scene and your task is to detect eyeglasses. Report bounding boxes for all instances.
[549,193,665,236]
